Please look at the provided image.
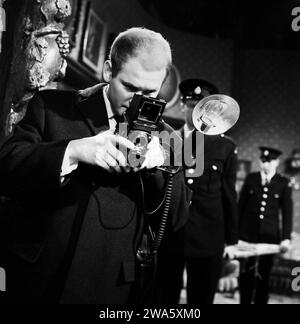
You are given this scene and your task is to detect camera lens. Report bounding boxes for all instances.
[131,132,149,147]
[127,131,150,168]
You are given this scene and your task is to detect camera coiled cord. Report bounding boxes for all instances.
[139,172,174,252]
[136,172,174,278]
[151,174,173,252]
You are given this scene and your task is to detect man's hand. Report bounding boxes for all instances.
[223,245,237,260]
[140,136,165,170]
[218,260,240,293]
[279,239,291,254]
[68,130,135,173]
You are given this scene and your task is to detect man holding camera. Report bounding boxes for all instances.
[0,27,189,304]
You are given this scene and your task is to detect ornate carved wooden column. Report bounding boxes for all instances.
[0,0,72,137]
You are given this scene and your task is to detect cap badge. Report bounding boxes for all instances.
[194,86,202,95]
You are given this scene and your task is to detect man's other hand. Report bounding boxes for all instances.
[68,130,135,173]
[140,136,165,170]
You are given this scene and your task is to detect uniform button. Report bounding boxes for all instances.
[259,215,264,220]
[264,187,269,192]
[263,194,268,199]
[188,168,195,175]
[261,201,267,206]
[187,179,194,185]
[260,207,265,212]
[212,165,218,171]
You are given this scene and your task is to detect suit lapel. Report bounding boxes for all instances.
[75,85,109,136]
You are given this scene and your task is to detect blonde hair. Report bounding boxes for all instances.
[109,27,172,76]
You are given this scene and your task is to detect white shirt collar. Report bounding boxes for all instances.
[102,85,114,119]
[102,85,117,130]
[260,170,276,184]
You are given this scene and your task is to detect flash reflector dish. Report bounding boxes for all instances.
[192,94,240,135]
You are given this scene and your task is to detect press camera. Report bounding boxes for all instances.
[116,94,166,167]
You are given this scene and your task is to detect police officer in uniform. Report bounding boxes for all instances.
[238,147,293,304]
[155,79,239,305]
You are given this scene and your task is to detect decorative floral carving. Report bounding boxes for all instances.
[27,62,51,89]
[24,17,34,36]
[56,30,70,57]
[4,0,72,134]
[55,0,72,21]
[24,28,70,90]
[57,58,68,79]
[24,2,71,90]
[28,37,49,62]
[38,0,71,23]
[39,0,57,22]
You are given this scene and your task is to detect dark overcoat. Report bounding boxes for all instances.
[0,86,189,304]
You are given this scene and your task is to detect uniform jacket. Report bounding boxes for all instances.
[238,172,293,244]
[182,131,239,257]
[0,85,189,304]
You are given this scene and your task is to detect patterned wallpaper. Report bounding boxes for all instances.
[231,49,300,169]
[86,0,300,234]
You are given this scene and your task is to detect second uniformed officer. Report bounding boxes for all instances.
[238,147,293,304]
[154,79,239,305]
